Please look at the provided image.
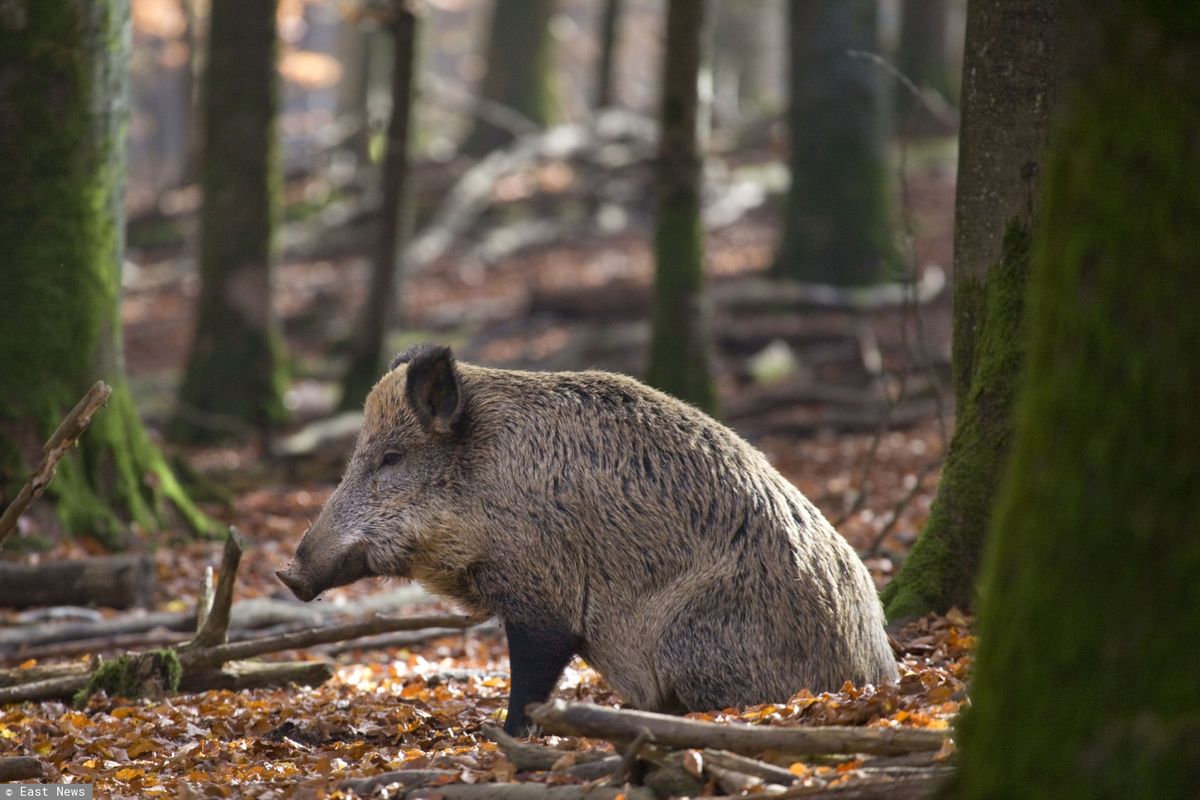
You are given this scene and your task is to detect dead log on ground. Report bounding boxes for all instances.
[339,769,458,795]
[406,785,654,800]
[0,382,112,549]
[0,554,155,610]
[0,756,43,781]
[177,660,334,693]
[529,700,947,758]
[481,722,613,772]
[770,772,945,799]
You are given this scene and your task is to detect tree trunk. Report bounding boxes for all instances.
[593,0,622,109]
[949,0,1063,408]
[881,225,1031,621]
[955,5,1200,796]
[771,0,892,286]
[896,0,953,125]
[880,0,1065,622]
[334,7,373,167]
[171,0,287,443]
[461,0,558,156]
[340,2,418,411]
[0,0,208,545]
[645,0,716,414]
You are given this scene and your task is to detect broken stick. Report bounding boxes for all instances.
[0,381,112,548]
[529,700,947,758]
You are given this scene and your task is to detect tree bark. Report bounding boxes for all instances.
[593,0,622,109]
[645,0,716,414]
[461,0,558,156]
[954,5,1200,796]
[880,0,1065,622]
[0,0,209,545]
[340,2,418,410]
[950,0,1063,408]
[882,227,1032,621]
[171,0,287,443]
[0,555,154,610]
[771,0,892,285]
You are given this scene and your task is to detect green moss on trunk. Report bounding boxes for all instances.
[645,0,716,415]
[0,0,210,545]
[771,0,893,285]
[955,7,1200,795]
[882,224,1030,622]
[461,0,558,156]
[170,0,287,443]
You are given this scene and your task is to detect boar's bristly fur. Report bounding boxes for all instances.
[277,345,898,733]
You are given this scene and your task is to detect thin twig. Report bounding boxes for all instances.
[0,381,112,547]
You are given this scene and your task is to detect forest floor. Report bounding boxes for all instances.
[1,137,968,798]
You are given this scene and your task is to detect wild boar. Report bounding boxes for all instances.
[277,344,898,733]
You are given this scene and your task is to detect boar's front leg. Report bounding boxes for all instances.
[503,620,580,735]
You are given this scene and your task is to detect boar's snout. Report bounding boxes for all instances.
[275,565,318,602]
[276,523,374,602]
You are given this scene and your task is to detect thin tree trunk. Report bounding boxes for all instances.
[955,5,1200,795]
[0,0,209,545]
[645,0,716,414]
[335,9,373,167]
[461,0,558,156]
[171,0,288,443]
[594,0,622,109]
[771,0,892,286]
[949,0,1063,408]
[896,0,953,125]
[880,0,1065,622]
[340,2,418,410]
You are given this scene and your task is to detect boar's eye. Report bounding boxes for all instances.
[379,451,404,469]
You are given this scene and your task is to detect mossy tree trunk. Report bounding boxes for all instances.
[0,1,209,546]
[896,0,954,125]
[461,0,558,156]
[171,0,287,443]
[950,0,1063,409]
[880,0,1065,622]
[340,2,418,411]
[770,0,892,286]
[645,0,716,415]
[881,225,1030,621]
[955,5,1200,795]
[593,0,622,109]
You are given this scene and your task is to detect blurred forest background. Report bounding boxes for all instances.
[7,0,966,571]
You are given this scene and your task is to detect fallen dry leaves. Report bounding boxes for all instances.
[0,610,973,797]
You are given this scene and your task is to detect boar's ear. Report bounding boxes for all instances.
[403,345,463,436]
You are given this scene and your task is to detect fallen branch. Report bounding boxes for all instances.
[0,554,155,610]
[340,768,458,795]
[177,612,483,672]
[770,772,946,799]
[482,722,610,772]
[0,381,112,548]
[695,748,799,785]
[406,785,654,800]
[180,528,244,650]
[177,660,334,693]
[529,700,947,758]
[0,756,44,781]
